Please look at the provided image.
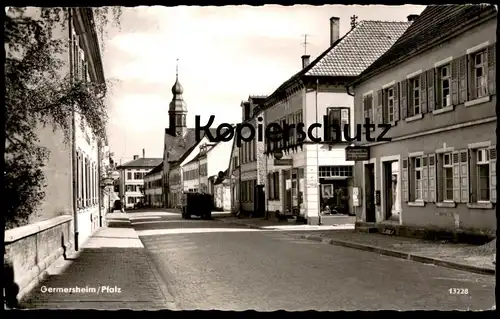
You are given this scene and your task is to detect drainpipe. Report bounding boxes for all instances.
[345,84,356,221]
[315,78,322,226]
[69,10,79,251]
[97,139,102,227]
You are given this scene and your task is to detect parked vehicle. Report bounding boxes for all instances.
[134,201,144,209]
[112,200,123,212]
[181,192,212,220]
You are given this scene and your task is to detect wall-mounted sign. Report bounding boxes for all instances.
[375,190,381,206]
[345,146,370,161]
[274,159,293,166]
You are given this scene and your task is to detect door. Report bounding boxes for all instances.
[383,161,394,220]
[282,170,292,215]
[365,163,376,222]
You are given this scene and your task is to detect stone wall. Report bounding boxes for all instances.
[4,216,73,305]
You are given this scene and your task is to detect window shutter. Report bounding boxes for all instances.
[326,109,335,142]
[468,56,477,101]
[459,149,469,203]
[487,44,496,96]
[376,90,383,125]
[428,154,436,202]
[452,151,460,202]
[427,69,435,112]
[363,95,368,120]
[400,80,407,120]
[490,146,497,203]
[420,72,427,114]
[393,83,400,122]
[422,156,428,202]
[368,95,374,123]
[458,55,468,104]
[402,158,409,202]
[451,58,459,105]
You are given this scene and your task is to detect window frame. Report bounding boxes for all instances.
[326,107,350,142]
[414,156,423,201]
[437,64,451,109]
[476,148,490,203]
[408,76,421,116]
[472,50,488,99]
[442,152,454,202]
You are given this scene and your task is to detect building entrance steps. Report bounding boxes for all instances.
[19,213,176,310]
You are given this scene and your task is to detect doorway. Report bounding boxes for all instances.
[382,161,394,220]
[364,163,376,222]
[382,160,400,221]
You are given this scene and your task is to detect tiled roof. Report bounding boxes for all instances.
[305,20,412,77]
[353,4,497,84]
[144,162,163,177]
[165,128,218,164]
[117,157,163,169]
[264,20,412,105]
[185,142,219,165]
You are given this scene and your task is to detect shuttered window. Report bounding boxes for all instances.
[428,154,436,202]
[363,93,374,129]
[436,64,451,109]
[402,158,409,202]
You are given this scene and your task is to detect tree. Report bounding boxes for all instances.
[4,7,122,229]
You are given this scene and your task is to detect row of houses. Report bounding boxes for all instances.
[5,8,121,302]
[142,4,496,238]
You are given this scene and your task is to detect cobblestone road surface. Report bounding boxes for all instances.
[130,210,495,311]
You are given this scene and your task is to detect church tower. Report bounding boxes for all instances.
[169,59,187,137]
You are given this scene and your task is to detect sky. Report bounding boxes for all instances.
[101,5,426,163]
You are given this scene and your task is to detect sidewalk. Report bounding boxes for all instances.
[218,216,495,276]
[19,213,176,310]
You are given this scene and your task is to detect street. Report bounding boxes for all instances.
[129,210,495,311]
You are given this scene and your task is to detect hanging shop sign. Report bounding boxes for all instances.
[345,146,370,161]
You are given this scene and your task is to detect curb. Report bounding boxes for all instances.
[214,218,265,230]
[299,234,495,276]
[125,213,179,310]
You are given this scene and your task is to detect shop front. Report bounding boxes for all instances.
[318,166,353,215]
[281,167,306,219]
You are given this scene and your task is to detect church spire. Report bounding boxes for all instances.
[169,58,187,137]
[176,58,179,79]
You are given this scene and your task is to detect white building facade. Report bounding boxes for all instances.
[144,163,163,207]
[260,17,412,225]
[117,153,162,209]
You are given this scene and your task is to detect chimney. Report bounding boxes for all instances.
[407,14,419,22]
[301,55,310,69]
[330,17,340,46]
[133,155,139,160]
[142,148,145,158]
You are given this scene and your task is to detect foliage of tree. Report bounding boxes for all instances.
[4,7,121,229]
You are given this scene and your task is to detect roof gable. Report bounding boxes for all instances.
[144,162,163,177]
[354,5,497,83]
[264,20,412,106]
[305,20,412,77]
[165,128,218,163]
[117,157,163,169]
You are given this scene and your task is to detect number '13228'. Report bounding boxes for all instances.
[449,288,469,294]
